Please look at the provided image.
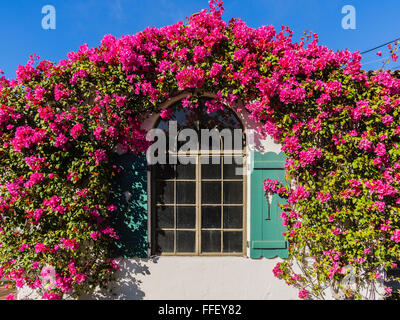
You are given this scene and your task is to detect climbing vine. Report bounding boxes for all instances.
[1,0,400,299]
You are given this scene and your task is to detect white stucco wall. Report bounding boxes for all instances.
[85,256,298,300]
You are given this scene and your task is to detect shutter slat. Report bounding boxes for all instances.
[253,161,285,169]
[251,240,287,249]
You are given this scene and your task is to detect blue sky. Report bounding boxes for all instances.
[1,0,400,79]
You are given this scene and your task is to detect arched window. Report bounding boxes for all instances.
[150,98,246,255]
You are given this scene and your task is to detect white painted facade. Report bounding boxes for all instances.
[87,256,298,300]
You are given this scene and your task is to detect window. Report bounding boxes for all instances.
[150,98,246,255]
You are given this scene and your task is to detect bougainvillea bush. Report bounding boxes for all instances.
[1,0,400,299]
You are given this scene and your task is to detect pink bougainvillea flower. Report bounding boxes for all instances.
[288,185,310,204]
[391,230,400,243]
[374,143,386,156]
[70,123,85,139]
[160,108,173,119]
[19,243,29,252]
[90,232,101,241]
[316,192,331,203]
[60,238,80,250]
[209,62,222,78]
[93,126,104,140]
[54,83,70,101]
[272,262,283,278]
[373,201,386,212]
[34,243,47,253]
[40,266,55,278]
[176,66,205,90]
[54,134,69,150]
[298,289,308,299]
[382,115,393,126]
[42,292,62,300]
[10,126,46,152]
[299,148,322,167]
[94,149,108,163]
[24,172,44,188]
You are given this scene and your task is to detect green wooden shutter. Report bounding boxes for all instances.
[110,152,149,258]
[250,151,288,259]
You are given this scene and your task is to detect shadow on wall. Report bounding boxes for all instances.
[83,152,151,300]
[239,112,282,155]
[82,258,158,300]
[385,266,400,300]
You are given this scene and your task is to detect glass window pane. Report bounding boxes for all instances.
[176,160,196,180]
[156,181,174,204]
[223,181,243,204]
[155,230,174,253]
[223,206,243,229]
[176,231,196,253]
[222,134,244,151]
[201,230,221,253]
[200,131,222,151]
[177,132,194,150]
[201,156,221,179]
[223,157,243,179]
[176,181,196,204]
[155,164,175,180]
[156,206,174,229]
[175,108,199,130]
[177,206,196,229]
[223,231,243,253]
[201,181,221,204]
[198,105,242,131]
[201,206,221,229]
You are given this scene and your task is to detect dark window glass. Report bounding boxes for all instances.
[156,99,243,139]
[177,206,196,229]
[176,181,196,204]
[177,131,198,150]
[153,98,245,255]
[223,232,243,253]
[155,206,174,229]
[155,164,175,180]
[201,206,221,228]
[201,230,221,253]
[176,159,196,179]
[200,132,222,151]
[176,231,196,253]
[198,106,242,131]
[155,230,174,253]
[201,181,221,204]
[223,157,243,179]
[223,206,243,229]
[221,134,244,151]
[201,156,221,179]
[156,181,174,204]
[223,181,243,204]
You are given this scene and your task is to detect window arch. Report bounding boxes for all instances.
[150,97,247,255]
